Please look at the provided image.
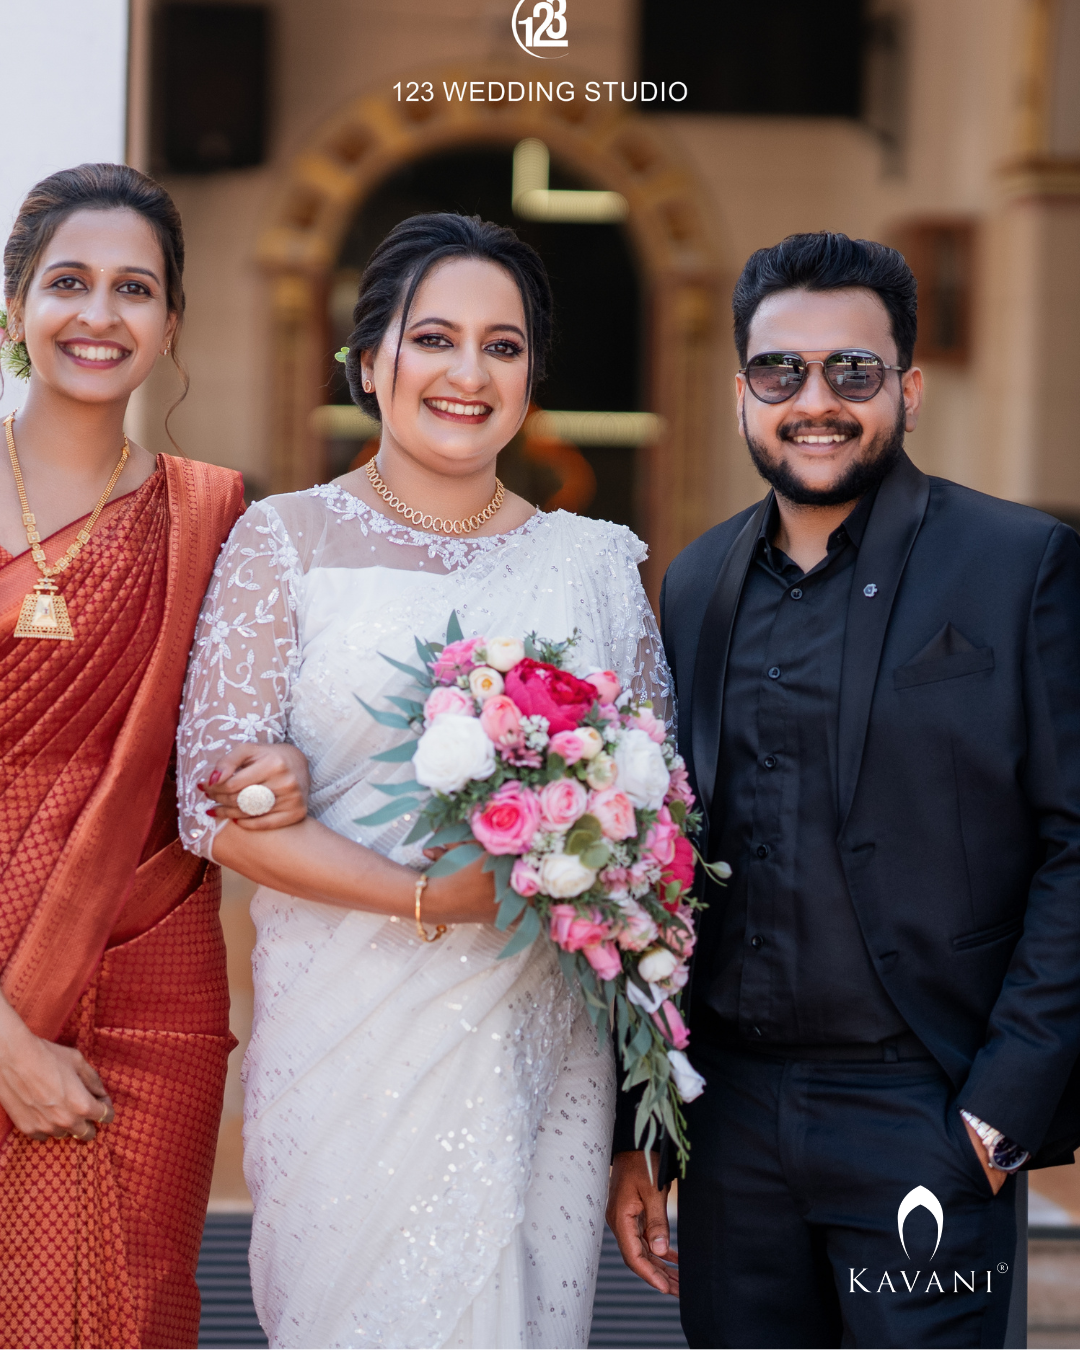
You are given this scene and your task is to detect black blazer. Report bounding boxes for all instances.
[648,453,1080,1167]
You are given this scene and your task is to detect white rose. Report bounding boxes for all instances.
[667,1049,706,1103]
[414,713,496,794]
[613,728,670,810]
[637,945,679,983]
[585,751,618,791]
[574,726,604,760]
[484,637,526,672]
[468,665,504,702]
[539,852,598,898]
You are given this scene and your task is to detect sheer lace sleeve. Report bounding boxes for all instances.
[176,501,302,859]
[571,517,673,733]
[618,534,674,732]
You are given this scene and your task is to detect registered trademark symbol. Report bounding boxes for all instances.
[997,1262,1009,1274]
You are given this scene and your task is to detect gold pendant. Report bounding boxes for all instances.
[14,578,74,641]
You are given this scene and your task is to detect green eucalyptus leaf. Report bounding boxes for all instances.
[402,812,436,845]
[445,611,464,644]
[356,697,412,730]
[428,821,475,847]
[379,651,434,686]
[581,843,611,871]
[385,695,425,718]
[372,779,421,797]
[497,904,540,958]
[425,843,484,877]
[495,892,527,931]
[370,740,419,763]
[354,797,420,827]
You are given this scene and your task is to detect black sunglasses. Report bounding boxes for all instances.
[742,349,907,404]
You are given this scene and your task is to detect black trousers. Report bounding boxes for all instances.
[677,1047,1017,1349]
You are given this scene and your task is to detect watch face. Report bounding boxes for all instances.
[990,1138,1028,1172]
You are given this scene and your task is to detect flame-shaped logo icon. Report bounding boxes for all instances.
[898,1186,944,1260]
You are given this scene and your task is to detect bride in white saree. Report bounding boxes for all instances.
[176,214,669,1350]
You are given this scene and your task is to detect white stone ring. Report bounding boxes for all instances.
[237,784,277,817]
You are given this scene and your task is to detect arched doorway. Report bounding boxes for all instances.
[256,64,722,592]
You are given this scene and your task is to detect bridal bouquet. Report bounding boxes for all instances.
[357,615,728,1171]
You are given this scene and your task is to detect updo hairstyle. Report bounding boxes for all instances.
[345,212,553,421]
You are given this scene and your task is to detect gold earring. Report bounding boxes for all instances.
[364,380,373,392]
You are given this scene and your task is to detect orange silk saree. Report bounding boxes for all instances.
[0,454,244,1349]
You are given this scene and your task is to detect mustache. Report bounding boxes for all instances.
[777,418,863,442]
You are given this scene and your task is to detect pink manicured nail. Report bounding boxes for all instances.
[207,808,217,817]
[208,770,222,786]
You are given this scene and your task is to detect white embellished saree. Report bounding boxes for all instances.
[177,487,669,1349]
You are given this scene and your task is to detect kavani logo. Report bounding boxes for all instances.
[848,1186,1003,1296]
[513,0,568,57]
[898,1186,943,1260]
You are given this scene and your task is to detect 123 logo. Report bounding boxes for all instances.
[513,0,568,57]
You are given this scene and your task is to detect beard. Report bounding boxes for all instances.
[745,402,906,507]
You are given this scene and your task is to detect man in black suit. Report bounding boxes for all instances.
[606,233,1080,1348]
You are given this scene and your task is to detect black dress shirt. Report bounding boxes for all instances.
[694,490,910,1046]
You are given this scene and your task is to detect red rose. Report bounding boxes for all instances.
[660,835,696,909]
[503,658,597,735]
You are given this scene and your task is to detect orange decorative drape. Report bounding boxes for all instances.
[0,455,244,1349]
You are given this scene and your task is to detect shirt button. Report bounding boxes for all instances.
[750,934,765,950]
[790,588,803,600]
[768,666,781,680]
[763,755,777,769]
[756,844,770,859]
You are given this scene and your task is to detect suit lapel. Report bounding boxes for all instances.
[837,453,930,827]
[689,496,771,832]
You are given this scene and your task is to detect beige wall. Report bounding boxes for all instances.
[138,0,1080,529]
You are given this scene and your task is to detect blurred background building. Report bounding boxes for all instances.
[3,0,1080,1328]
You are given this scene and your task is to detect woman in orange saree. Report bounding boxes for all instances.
[0,164,262,1349]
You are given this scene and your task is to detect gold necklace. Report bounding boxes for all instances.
[365,458,505,536]
[4,411,129,642]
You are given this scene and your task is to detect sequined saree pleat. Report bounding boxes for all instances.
[0,456,244,1349]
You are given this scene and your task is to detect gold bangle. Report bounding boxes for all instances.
[414,874,447,943]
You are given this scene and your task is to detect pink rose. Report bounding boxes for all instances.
[548,904,610,952]
[480,694,524,748]
[585,670,622,703]
[615,899,659,952]
[660,835,696,908]
[432,636,483,683]
[583,941,623,981]
[423,685,475,725]
[503,659,597,735]
[632,706,667,744]
[652,999,690,1049]
[661,960,690,994]
[588,788,637,841]
[511,857,542,897]
[538,778,588,832]
[471,781,541,856]
[599,865,631,900]
[549,730,586,764]
[665,761,695,810]
[643,806,679,868]
[663,904,697,957]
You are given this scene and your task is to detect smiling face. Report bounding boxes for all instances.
[13,207,177,407]
[736,287,922,506]
[362,256,531,477]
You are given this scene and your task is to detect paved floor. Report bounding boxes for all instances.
[197,1215,1080,1349]
[195,1215,687,1349]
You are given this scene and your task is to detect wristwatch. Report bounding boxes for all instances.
[960,1110,1030,1173]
